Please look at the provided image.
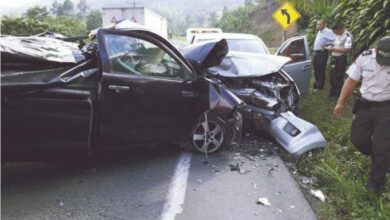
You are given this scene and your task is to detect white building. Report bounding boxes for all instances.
[102,6,168,38]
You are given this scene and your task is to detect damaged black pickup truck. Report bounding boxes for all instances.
[1,28,244,161]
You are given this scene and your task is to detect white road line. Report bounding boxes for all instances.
[160,152,192,220]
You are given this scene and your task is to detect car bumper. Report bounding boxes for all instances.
[243,106,326,158]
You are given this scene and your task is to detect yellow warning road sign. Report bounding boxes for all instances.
[272,1,301,30]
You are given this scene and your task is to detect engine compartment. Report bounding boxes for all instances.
[210,72,299,114]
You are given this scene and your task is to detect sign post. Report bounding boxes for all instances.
[272,1,301,43]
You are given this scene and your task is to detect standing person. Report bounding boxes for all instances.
[313,19,336,90]
[325,24,352,98]
[333,36,390,194]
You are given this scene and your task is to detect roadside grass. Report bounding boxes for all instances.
[297,85,390,220]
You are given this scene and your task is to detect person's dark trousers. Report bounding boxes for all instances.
[351,101,390,189]
[329,55,348,97]
[313,50,329,89]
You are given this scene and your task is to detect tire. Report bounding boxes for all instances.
[191,111,242,154]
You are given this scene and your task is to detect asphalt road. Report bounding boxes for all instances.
[2,137,317,220]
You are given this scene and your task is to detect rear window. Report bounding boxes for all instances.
[195,39,268,54]
[226,39,268,54]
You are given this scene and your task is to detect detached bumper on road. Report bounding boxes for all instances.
[263,111,326,158]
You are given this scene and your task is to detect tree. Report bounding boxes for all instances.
[25,6,49,20]
[1,15,86,37]
[50,0,63,16]
[332,0,390,58]
[77,0,89,19]
[217,4,254,33]
[245,0,253,5]
[208,11,219,27]
[61,0,74,16]
[86,10,102,31]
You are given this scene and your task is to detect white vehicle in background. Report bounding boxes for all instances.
[192,33,270,54]
[191,33,312,96]
[186,28,222,44]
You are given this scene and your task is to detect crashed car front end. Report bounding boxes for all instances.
[207,52,326,158]
[215,70,299,115]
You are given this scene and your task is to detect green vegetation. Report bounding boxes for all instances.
[215,0,290,47]
[286,0,390,58]
[295,86,390,220]
[282,4,390,217]
[332,0,390,58]
[1,0,102,37]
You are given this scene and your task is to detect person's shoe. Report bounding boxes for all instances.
[366,179,384,195]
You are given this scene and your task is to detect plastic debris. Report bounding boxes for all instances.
[301,176,317,185]
[243,154,256,161]
[59,201,64,207]
[256,197,271,206]
[197,179,202,183]
[228,163,247,174]
[252,181,257,190]
[268,166,275,176]
[310,189,325,202]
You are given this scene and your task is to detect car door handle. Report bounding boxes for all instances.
[302,65,311,70]
[108,85,130,92]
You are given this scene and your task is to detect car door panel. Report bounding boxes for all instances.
[2,88,94,151]
[277,36,312,95]
[97,29,205,147]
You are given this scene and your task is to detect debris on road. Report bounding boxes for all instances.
[310,189,325,202]
[256,197,271,206]
[301,176,317,185]
[243,154,256,162]
[268,166,275,176]
[252,181,257,191]
[59,201,64,207]
[196,179,202,183]
[228,163,247,174]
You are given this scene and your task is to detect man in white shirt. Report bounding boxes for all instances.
[333,36,390,194]
[325,24,352,98]
[313,19,336,90]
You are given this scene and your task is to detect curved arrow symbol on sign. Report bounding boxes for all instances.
[281,9,291,24]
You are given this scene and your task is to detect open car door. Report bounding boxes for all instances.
[276,36,312,95]
[97,29,205,147]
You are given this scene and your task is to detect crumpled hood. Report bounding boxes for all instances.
[181,39,228,69]
[208,51,291,78]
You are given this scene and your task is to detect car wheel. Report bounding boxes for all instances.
[192,116,226,154]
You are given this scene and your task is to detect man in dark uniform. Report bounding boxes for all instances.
[333,36,390,194]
